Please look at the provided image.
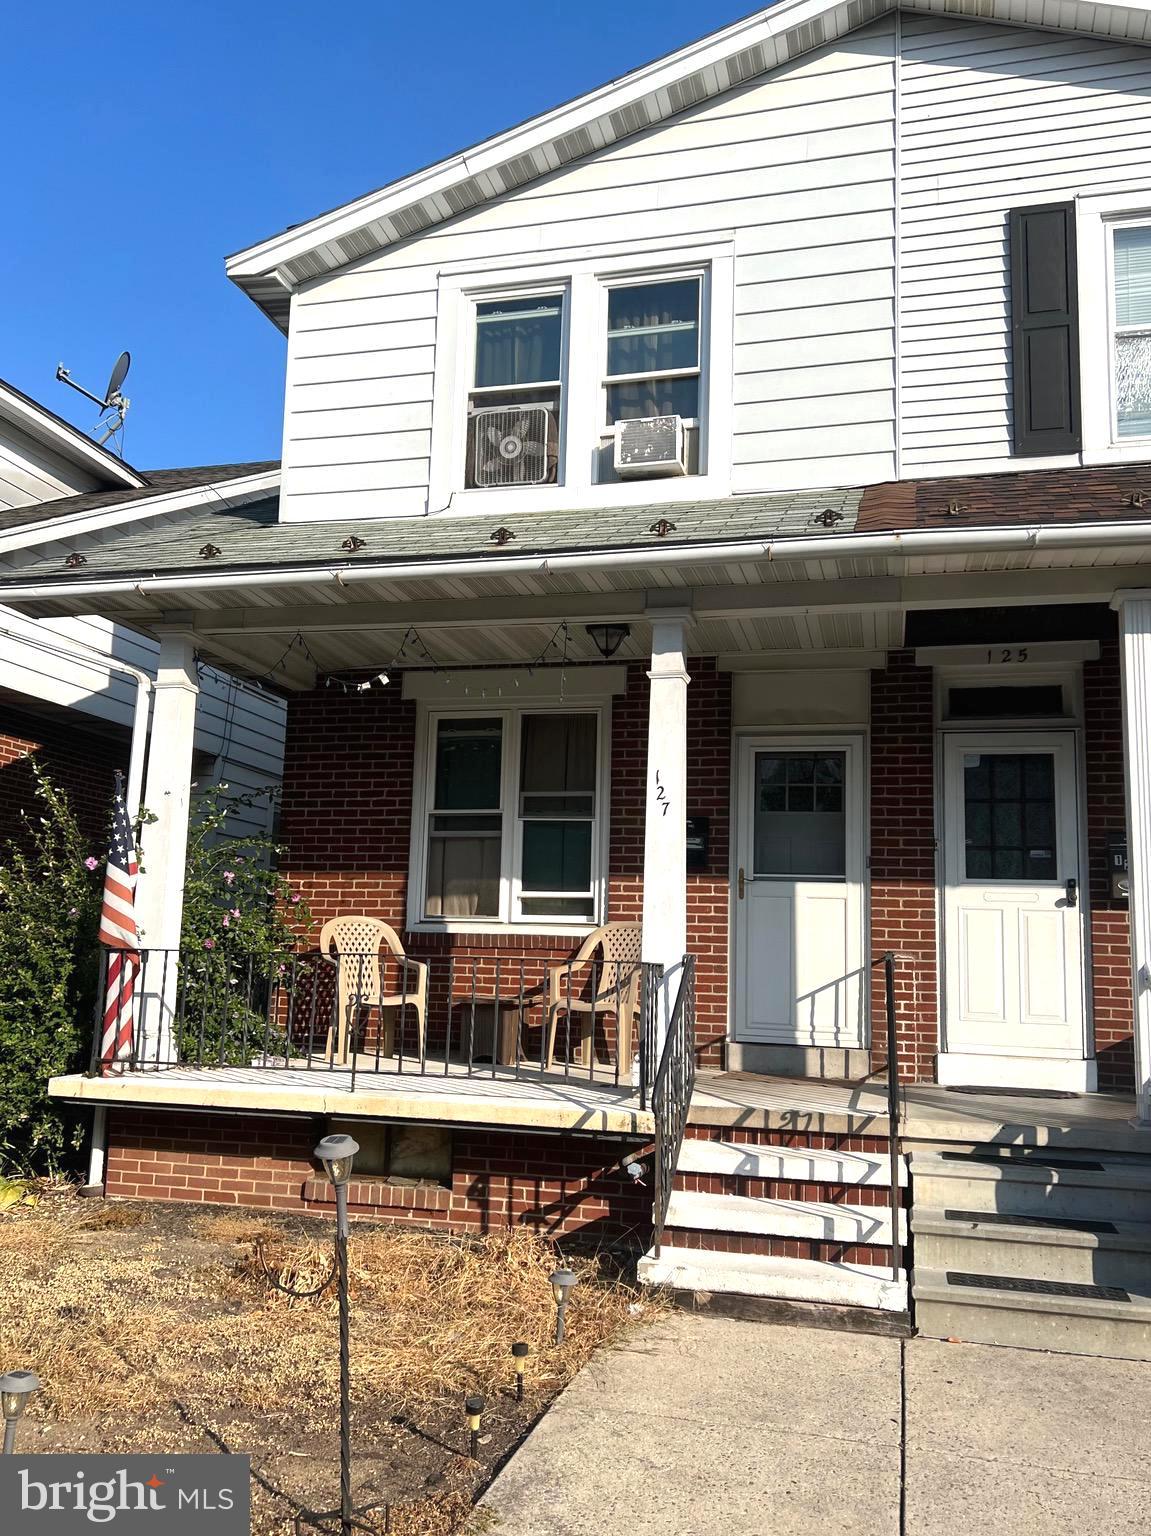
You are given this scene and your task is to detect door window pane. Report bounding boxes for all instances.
[754,751,846,878]
[963,752,1056,881]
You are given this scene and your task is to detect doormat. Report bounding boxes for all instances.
[947,1271,1130,1303]
[945,1085,1080,1098]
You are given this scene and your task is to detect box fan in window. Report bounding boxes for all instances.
[467,405,558,488]
[613,414,687,478]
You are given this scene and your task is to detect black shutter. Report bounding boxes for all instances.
[1010,202,1081,455]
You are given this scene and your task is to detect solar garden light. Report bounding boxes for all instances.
[548,1267,578,1345]
[314,1134,359,1536]
[1,1370,41,1455]
[511,1341,529,1401]
[465,1395,486,1459]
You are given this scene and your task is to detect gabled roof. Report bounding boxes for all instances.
[0,461,280,536]
[0,377,146,491]
[227,0,1151,329]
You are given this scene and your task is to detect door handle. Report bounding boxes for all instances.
[738,867,745,900]
[1065,878,1078,909]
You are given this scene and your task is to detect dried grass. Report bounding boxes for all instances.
[0,1197,663,1533]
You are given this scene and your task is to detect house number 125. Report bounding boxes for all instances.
[987,647,1029,663]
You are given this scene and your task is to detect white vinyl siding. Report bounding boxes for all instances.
[0,422,102,510]
[280,20,898,518]
[898,14,1151,475]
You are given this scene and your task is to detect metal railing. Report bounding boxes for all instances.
[89,944,650,1092]
[877,949,904,1285]
[651,954,697,1259]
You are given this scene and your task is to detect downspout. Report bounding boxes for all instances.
[0,626,158,1191]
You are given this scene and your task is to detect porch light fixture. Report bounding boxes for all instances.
[1,1370,41,1455]
[548,1267,578,1344]
[465,1394,485,1459]
[314,1134,359,1536]
[585,623,630,660]
[511,1341,529,1401]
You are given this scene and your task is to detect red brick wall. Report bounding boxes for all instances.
[279,660,732,1069]
[104,1109,652,1246]
[0,706,126,849]
[1084,639,1134,1091]
[869,652,939,1083]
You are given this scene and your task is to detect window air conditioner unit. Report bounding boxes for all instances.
[613,414,687,478]
[467,405,558,488]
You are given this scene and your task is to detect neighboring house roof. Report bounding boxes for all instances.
[226,0,1151,329]
[857,466,1151,532]
[0,461,280,535]
[0,377,146,491]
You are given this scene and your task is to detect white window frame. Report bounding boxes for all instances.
[1078,192,1151,463]
[429,239,734,515]
[408,700,610,934]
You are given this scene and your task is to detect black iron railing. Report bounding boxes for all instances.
[89,944,650,1092]
[651,954,697,1259]
[877,949,903,1284]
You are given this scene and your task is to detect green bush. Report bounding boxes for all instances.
[0,761,102,1171]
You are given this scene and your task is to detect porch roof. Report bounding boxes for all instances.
[49,1063,655,1137]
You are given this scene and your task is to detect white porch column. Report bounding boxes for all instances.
[641,609,691,1058]
[135,630,199,1065]
[1116,593,1151,1122]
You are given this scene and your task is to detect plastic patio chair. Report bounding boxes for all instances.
[543,921,643,1073]
[319,915,427,1065]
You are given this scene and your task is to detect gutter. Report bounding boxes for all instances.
[6,518,1151,604]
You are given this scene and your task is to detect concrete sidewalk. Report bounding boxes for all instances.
[481,1313,1151,1536]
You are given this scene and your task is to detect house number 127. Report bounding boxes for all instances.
[987,647,1029,663]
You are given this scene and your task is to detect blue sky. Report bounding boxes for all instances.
[6,1,758,473]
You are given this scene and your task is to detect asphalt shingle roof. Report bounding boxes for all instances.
[0,461,279,534]
[2,486,861,584]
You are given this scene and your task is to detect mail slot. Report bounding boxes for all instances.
[686,815,710,873]
[1109,840,1129,902]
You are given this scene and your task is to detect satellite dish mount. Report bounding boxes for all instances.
[55,351,132,452]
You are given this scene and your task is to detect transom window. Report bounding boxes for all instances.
[420,709,603,925]
[1113,223,1151,439]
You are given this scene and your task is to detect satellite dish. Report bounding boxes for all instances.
[104,351,130,403]
[55,349,134,454]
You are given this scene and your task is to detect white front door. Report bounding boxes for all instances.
[941,732,1087,1083]
[733,736,866,1049]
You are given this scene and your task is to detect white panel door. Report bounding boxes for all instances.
[734,737,866,1048]
[942,733,1085,1061]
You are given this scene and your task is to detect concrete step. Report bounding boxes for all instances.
[639,1244,908,1312]
[678,1138,907,1187]
[913,1267,1151,1361]
[909,1148,1151,1222]
[665,1189,906,1246]
[913,1208,1151,1292]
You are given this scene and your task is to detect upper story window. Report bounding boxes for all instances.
[466,293,565,488]
[1113,223,1151,440]
[418,707,604,926]
[598,276,703,481]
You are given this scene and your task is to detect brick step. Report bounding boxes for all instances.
[665,1188,907,1245]
[674,1173,901,1205]
[676,1137,907,1187]
[683,1126,891,1156]
[639,1246,908,1313]
[661,1228,894,1266]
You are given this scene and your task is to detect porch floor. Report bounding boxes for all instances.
[691,1072,1151,1153]
[49,1060,653,1136]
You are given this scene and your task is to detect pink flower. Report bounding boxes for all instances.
[230,907,241,919]
[67,907,79,918]
[222,871,235,886]
[290,892,302,905]
[203,937,215,950]
[221,915,230,928]
[84,856,99,871]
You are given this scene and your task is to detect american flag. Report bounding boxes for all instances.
[99,771,139,1071]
